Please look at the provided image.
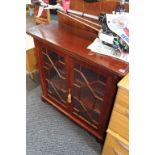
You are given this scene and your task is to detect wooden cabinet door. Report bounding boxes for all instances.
[39,44,69,109]
[71,60,108,130]
[70,59,119,140]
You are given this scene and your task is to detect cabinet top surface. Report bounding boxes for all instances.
[26,21,129,77]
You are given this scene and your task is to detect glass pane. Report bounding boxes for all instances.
[72,63,106,128]
[41,48,67,106]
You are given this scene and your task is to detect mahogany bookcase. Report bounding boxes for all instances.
[27,19,128,142]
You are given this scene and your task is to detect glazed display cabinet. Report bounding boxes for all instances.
[27,20,128,142]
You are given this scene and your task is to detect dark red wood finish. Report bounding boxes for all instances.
[27,15,128,142]
[27,21,128,77]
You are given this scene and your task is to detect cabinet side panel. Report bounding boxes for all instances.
[98,75,120,137]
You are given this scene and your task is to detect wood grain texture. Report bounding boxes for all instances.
[107,129,129,146]
[118,73,129,91]
[33,39,48,97]
[70,0,129,14]
[84,1,101,15]
[115,88,129,111]
[58,11,99,34]
[33,0,51,24]
[108,110,129,141]
[70,0,84,12]
[102,73,129,154]
[26,21,129,77]
[101,133,128,155]
[26,48,38,79]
